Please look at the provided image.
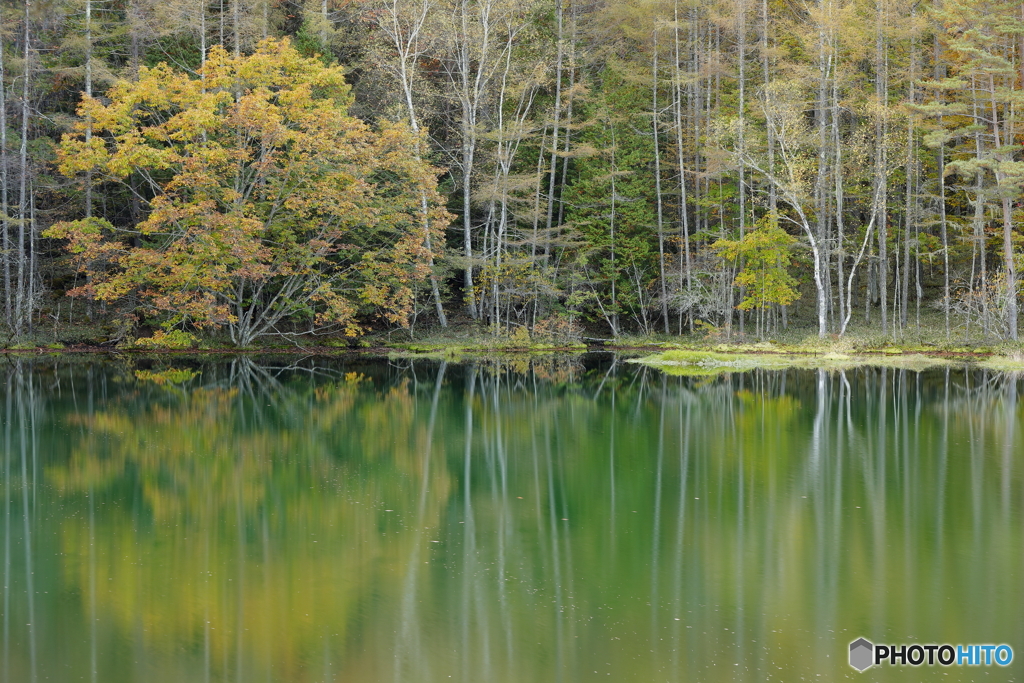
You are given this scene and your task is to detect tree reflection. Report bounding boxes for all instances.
[1,362,42,683]
[0,358,1021,682]
[33,358,457,682]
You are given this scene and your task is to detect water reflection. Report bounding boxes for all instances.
[0,357,1022,682]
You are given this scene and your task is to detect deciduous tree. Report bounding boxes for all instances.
[46,39,450,345]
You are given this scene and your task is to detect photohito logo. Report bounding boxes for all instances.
[849,638,1013,672]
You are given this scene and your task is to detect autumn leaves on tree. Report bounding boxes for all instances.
[48,40,449,345]
[3,0,1023,344]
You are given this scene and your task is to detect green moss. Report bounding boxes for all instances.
[660,349,744,364]
[635,350,953,373]
[654,364,741,377]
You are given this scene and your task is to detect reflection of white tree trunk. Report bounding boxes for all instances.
[609,380,616,548]
[203,504,211,683]
[486,369,516,669]
[1000,375,1017,521]
[734,376,746,664]
[669,395,691,679]
[2,375,11,682]
[936,368,949,553]
[234,468,245,683]
[395,362,445,683]
[870,369,888,633]
[649,378,666,660]
[810,369,825,478]
[89,487,98,683]
[460,367,477,679]
[17,364,38,682]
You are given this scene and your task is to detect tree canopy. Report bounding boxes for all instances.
[45,38,450,346]
[3,0,1024,344]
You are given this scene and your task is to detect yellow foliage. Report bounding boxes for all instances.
[49,38,451,346]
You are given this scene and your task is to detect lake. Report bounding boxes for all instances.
[1,355,1021,682]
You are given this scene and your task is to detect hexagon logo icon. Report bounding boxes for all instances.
[849,638,875,672]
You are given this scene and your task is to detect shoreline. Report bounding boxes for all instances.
[1,341,1022,372]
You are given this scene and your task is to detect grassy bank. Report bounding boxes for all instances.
[3,315,1023,369]
[631,348,966,376]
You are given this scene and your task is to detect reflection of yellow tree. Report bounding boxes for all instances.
[48,375,454,682]
[28,361,1024,683]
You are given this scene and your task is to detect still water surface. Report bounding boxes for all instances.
[0,356,1022,682]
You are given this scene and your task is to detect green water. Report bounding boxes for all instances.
[0,356,1022,682]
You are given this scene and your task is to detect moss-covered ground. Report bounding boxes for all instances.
[3,315,1023,370]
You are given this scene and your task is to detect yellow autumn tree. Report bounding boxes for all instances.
[46,38,451,346]
[714,215,801,338]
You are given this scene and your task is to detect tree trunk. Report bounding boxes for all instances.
[608,122,619,336]
[673,0,693,333]
[934,33,950,338]
[16,0,31,335]
[1,6,9,329]
[233,0,240,57]
[652,28,669,333]
[544,0,565,276]
[85,0,93,219]
[454,0,495,320]
[814,0,831,334]
[832,53,846,334]
[1001,194,1018,339]
[736,0,747,337]
[874,0,889,335]
[379,0,447,327]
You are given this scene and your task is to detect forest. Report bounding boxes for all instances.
[0,0,1023,346]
